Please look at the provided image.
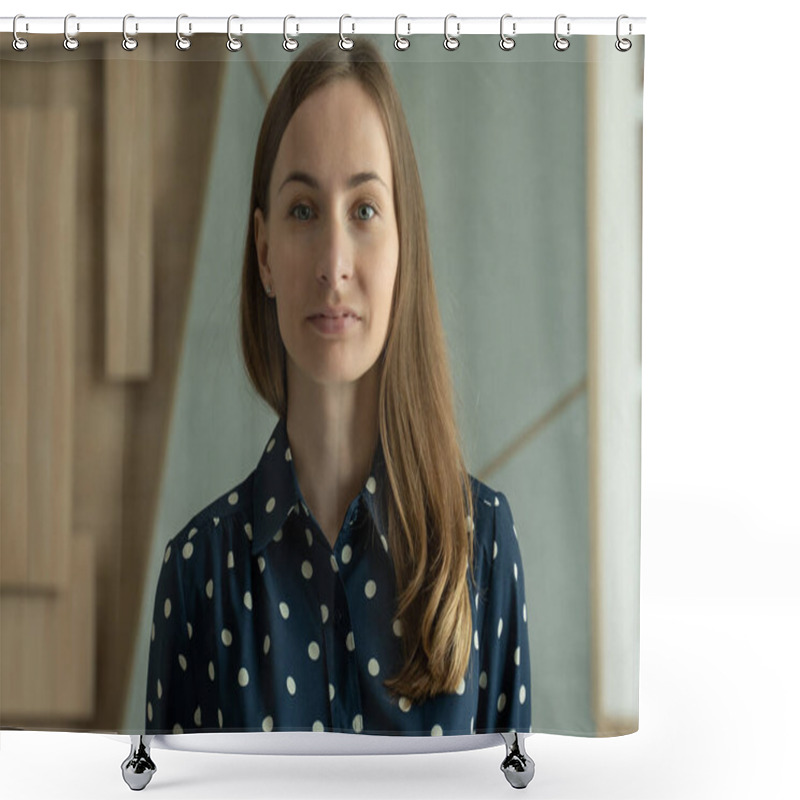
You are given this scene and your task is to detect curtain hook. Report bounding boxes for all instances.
[615,15,633,52]
[554,14,570,52]
[64,13,79,51]
[12,14,29,51]
[339,15,354,50]
[500,14,516,51]
[176,14,191,51]
[227,15,243,52]
[394,15,410,51]
[122,14,138,51]
[444,14,460,51]
[283,15,299,51]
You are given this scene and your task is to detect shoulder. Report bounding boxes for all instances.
[161,472,255,571]
[467,474,518,562]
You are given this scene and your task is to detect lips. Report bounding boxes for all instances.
[308,307,361,320]
[308,313,360,335]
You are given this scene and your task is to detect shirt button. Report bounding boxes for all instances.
[335,609,344,625]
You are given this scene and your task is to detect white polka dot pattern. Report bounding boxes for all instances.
[144,421,530,737]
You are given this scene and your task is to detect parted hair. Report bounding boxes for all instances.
[239,36,475,703]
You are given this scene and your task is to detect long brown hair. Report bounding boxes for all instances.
[239,36,475,703]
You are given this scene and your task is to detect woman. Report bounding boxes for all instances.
[146,36,530,737]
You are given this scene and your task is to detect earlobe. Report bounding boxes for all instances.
[253,207,273,297]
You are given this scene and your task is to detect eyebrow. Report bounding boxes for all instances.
[278,171,389,193]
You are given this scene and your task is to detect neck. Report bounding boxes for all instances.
[285,361,381,546]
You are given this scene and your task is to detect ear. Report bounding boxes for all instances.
[253,206,273,296]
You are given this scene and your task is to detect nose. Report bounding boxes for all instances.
[316,215,353,289]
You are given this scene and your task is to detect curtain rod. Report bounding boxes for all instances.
[1,15,646,38]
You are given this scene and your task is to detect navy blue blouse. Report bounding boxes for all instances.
[145,417,531,736]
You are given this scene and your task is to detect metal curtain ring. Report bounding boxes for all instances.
[64,13,79,51]
[615,15,632,52]
[12,14,28,51]
[500,14,516,51]
[339,15,354,50]
[176,14,191,51]
[394,15,410,51]
[283,16,298,51]
[227,15,242,52]
[122,14,138,51]
[553,14,570,51]
[444,14,460,51]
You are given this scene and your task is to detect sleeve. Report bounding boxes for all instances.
[475,492,532,733]
[145,539,197,734]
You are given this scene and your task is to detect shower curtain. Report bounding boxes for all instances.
[0,25,644,740]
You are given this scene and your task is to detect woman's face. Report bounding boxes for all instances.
[254,78,400,389]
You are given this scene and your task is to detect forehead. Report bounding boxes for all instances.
[271,79,392,189]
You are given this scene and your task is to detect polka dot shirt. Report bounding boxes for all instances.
[145,417,531,736]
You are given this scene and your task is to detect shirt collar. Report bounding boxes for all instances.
[251,416,388,555]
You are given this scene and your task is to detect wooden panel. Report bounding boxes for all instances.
[0,532,96,721]
[0,37,225,729]
[103,39,154,379]
[0,110,31,585]
[28,109,78,591]
[0,108,77,592]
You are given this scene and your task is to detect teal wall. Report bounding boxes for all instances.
[125,35,593,736]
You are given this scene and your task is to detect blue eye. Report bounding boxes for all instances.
[356,204,376,221]
[291,204,313,221]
